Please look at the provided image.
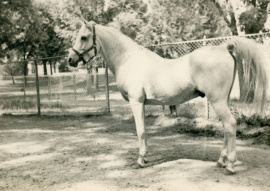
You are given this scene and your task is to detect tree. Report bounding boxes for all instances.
[1,0,49,79]
[239,0,270,33]
[2,50,24,84]
[104,0,231,46]
[35,7,68,75]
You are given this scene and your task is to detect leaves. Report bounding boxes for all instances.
[239,0,270,34]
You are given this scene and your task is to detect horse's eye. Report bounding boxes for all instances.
[81,36,87,41]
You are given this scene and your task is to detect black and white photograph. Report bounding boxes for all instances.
[1,0,270,190]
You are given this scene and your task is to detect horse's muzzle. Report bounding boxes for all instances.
[67,56,78,67]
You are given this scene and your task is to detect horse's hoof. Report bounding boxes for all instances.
[224,167,236,175]
[132,163,145,169]
[143,158,148,164]
[216,161,226,168]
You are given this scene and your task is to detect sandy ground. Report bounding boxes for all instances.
[0,114,270,191]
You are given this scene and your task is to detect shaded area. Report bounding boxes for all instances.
[0,114,270,191]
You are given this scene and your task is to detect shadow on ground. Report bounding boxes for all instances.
[1,114,270,191]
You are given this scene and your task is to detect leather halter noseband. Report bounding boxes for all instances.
[72,24,97,64]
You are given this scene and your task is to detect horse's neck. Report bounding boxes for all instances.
[96,25,143,75]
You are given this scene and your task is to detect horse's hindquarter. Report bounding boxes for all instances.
[189,46,235,101]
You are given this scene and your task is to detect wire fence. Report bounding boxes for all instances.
[1,32,270,119]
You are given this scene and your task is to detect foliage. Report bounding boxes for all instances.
[237,113,270,127]
[239,0,270,34]
[2,0,270,72]
[109,0,231,45]
[0,0,34,57]
[239,7,267,33]
[46,0,231,46]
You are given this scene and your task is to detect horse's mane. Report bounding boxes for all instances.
[100,25,145,50]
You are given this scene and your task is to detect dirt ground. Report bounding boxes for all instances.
[0,114,270,191]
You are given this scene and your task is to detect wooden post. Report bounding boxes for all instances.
[105,62,110,114]
[73,73,77,100]
[48,76,51,100]
[34,58,41,115]
[58,75,63,108]
[203,35,209,119]
[23,76,26,102]
[93,67,98,90]
[86,65,91,95]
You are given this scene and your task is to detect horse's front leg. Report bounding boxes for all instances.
[129,99,147,167]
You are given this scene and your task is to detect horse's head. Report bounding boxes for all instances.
[68,21,100,67]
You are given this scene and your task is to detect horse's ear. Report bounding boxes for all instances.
[85,21,96,31]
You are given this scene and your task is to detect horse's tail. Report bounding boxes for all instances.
[227,37,269,112]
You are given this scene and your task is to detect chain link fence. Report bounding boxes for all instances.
[147,32,270,119]
[1,32,270,119]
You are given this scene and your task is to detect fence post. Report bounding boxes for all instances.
[203,35,210,119]
[34,58,41,115]
[48,76,51,100]
[23,75,26,102]
[58,75,63,107]
[73,73,77,100]
[86,69,91,95]
[105,62,110,114]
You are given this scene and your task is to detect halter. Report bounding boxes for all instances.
[72,24,97,64]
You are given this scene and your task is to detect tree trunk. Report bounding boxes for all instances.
[43,60,48,75]
[49,61,53,75]
[11,71,15,85]
[212,0,240,35]
[23,53,28,86]
[53,61,56,73]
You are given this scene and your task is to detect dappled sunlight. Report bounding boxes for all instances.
[58,146,73,152]
[99,160,127,169]
[93,153,127,169]
[63,126,77,130]
[1,115,270,191]
[75,157,94,163]
[94,137,114,144]
[0,153,61,168]
[0,129,56,133]
[151,159,252,191]
[56,181,119,191]
[63,136,90,143]
[0,141,51,154]
[95,154,118,161]
[122,144,137,149]
[105,169,133,178]
[151,134,191,140]
[81,121,108,128]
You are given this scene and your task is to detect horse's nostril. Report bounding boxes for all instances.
[68,58,72,63]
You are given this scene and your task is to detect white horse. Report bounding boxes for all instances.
[68,21,268,175]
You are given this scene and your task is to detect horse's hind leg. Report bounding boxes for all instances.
[211,100,237,175]
[216,133,228,168]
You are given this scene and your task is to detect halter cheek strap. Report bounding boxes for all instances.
[72,24,97,64]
